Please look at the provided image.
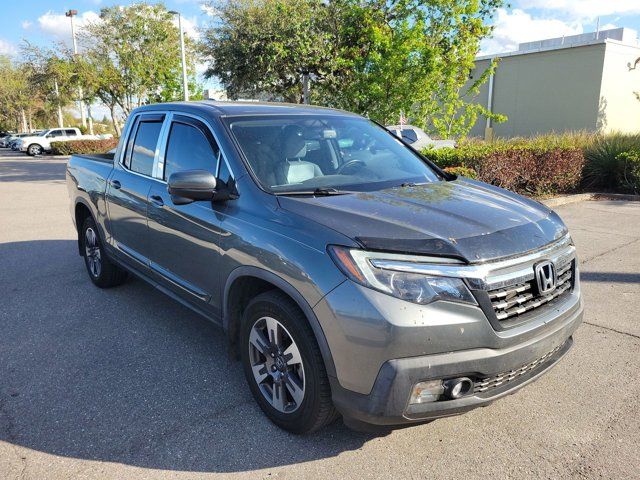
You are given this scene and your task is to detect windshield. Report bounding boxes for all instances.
[226,115,441,193]
[38,131,49,136]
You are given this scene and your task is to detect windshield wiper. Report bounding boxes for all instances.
[275,187,356,196]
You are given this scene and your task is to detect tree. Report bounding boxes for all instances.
[0,55,41,132]
[202,0,506,138]
[201,0,339,102]
[78,2,201,133]
[20,43,78,128]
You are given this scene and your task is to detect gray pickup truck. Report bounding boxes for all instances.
[67,101,583,433]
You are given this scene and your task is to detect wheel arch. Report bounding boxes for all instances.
[74,200,99,256]
[223,266,337,378]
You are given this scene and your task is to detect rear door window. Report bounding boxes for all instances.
[65,129,78,136]
[129,121,163,177]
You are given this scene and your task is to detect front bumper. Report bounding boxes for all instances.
[329,298,582,426]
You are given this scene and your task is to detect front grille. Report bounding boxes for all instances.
[474,343,565,393]
[488,261,573,322]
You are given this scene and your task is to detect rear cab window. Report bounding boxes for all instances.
[123,113,165,177]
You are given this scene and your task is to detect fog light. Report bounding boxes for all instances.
[443,377,474,399]
[409,380,444,404]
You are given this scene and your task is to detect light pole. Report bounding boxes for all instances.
[66,9,89,131]
[169,10,189,102]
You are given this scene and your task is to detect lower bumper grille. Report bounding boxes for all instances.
[474,343,565,393]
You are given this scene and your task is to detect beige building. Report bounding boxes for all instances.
[471,28,640,138]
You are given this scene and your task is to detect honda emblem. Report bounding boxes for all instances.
[535,261,557,295]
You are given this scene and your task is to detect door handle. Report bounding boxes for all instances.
[111,180,121,190]
[150,195,164,207]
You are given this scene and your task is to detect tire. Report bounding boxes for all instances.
[81,216,128,288]
[240,290,339,434]
[27,144,43,156]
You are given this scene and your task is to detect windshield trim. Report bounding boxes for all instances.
[222,113,446,196]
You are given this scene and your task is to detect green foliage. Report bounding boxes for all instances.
[202,0,336,102]
[443,165,478,179]
[202,0,506,137]
[616,150,640,193]
[78,2,202,132]
[582,132,640,190]
[0,55,38,131]
[50,138,119,156]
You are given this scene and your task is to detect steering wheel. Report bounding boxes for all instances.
[336,159,366,175]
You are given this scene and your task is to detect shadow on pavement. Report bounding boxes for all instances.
[0,159,68,183]
[0,240,375,474]
[581,271,640,284]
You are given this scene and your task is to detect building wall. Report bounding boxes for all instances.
[598,42,640,133]
[470,44,607,138]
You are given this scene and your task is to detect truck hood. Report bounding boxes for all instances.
[277,179,568,263]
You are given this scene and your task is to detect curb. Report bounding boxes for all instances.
[541,192,640,208]
[541,193,594,208]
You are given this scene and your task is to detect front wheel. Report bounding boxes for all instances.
[240,291,338,434]
[27,144,43,156]
[81,217,128,288]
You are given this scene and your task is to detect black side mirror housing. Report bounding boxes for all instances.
[167,170,217,205]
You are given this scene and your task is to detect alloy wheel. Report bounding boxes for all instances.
[248,316,305,413]
[84,227,102,278]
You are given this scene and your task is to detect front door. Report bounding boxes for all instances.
[147,115,227,317]
[106,113,165,268]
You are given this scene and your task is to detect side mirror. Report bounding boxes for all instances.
[167,169,217,205]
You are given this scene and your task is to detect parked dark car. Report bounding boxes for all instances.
[67,101,583,433]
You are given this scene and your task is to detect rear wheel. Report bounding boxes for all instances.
[240,291,338,434]
[81,217,128,288]
[27,144,43,156]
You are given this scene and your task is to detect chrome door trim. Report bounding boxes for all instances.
[151,110,236,184]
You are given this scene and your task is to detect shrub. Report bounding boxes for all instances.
[423,139,585,195]
[443,165,478,179]
[583,133,640,190]
[51,138,118,156]
[615,150,640,193]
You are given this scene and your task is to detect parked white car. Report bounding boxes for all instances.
[386,125,456,151]
[16,128,113,156]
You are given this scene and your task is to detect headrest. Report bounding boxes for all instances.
[281,125,307,158]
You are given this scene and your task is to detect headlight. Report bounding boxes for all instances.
[328,246,477,306]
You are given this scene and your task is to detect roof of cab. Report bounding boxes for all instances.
[134,100,359,118]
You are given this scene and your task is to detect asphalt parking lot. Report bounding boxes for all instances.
[1,149,639,480]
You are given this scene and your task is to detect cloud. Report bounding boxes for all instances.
[37,10,101,44]
[22,20,32,30]
[0,39,17,56]
[201,4,217,17]
[481,8,583,55]
[173,15,200,40]
[515,0,640,20]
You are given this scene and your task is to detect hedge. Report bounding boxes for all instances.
[51,138,119,156]
[424,139,585,196]
[424,132,640,196]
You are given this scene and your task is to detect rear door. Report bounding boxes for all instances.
[106,113,165,269]
[146,114,229,316]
